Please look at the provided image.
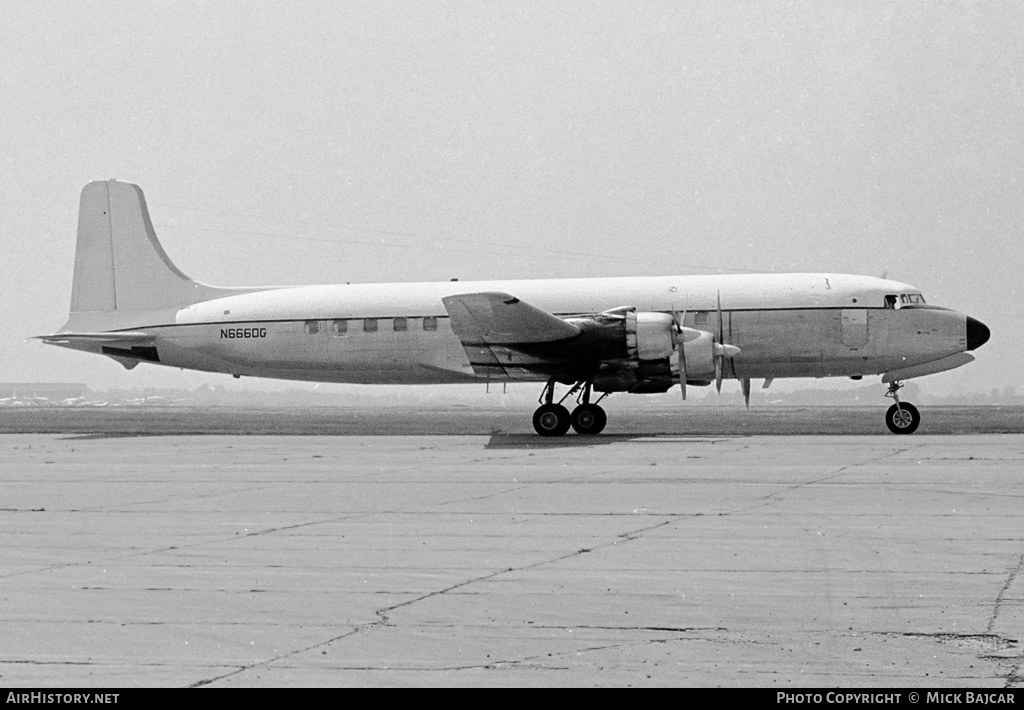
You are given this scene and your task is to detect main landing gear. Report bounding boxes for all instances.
[533,379,608,437]
[884,380,921,435]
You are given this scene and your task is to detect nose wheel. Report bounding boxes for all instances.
[884,381,921,434]
[885,402,920,434]
[532,379,608,436]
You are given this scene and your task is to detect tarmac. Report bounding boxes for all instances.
[1,426,1023,687]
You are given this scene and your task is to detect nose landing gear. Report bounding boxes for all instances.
[532,379,608,437]
[884,381,921,434]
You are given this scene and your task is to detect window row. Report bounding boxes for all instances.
[304,317,439,335]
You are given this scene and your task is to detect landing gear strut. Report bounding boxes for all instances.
[884,380,921,435]
[532,379,608,437]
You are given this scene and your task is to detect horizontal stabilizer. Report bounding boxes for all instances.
[442,292,580,345]
[36,331,155,345]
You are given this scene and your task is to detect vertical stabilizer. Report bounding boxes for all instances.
[70,180,221,315]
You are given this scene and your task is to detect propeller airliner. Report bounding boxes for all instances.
[40,180,990,436]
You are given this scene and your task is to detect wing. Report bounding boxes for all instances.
[441,292,580,344]
[441,292,596,379]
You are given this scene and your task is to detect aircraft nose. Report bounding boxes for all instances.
[966,316,990,351]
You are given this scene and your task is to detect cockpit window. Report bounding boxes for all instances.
[885,293,926,309]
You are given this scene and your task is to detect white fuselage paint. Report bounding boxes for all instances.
[107,272,970,387]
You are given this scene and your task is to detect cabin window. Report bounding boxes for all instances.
[393,317,408,332]
[884,295,897,309]
[423,316,438,331]
[304,320,320,335]
[332,319,348,335]
[363,318,378,333]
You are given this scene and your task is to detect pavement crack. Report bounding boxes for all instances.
[188,627,367,688]
[373,518,676,629]
[533,624,728,633]
[871,630,1022,687]
[873,631,1016,649]
[987,551,1024,635]
[733,444,925,515]
[986,550,1024,688]
[205,516,677,685]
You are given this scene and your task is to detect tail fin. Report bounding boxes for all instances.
[70,180,223,315]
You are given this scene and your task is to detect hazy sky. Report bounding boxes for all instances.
[2,1,1021,396]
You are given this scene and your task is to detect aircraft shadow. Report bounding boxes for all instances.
[484,433,728,449]
[485,433,626,449]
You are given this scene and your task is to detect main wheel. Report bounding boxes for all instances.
[533,403,571,437]
[570,404,607,435]
[885,402,920,434]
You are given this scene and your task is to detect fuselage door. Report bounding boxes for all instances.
[841,309,869,348]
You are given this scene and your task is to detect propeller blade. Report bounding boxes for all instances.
[741,377,751,408]
[680,308,688,400]
[677,343,687,400]
[717,291,724,345]
[715,291,726,392]
[672,299,688,400]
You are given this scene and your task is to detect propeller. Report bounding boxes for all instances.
[740,377,751,408]
[672,292,740,401]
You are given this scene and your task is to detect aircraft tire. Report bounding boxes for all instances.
[885,402,920,434]
[570,404,607,435]
[533,404,571,437]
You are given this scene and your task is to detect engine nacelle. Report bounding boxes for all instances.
[591,309,732,392]
[625,311,676,362]
[624,312,719,378]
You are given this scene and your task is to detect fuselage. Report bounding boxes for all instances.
[78,272,977,387]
